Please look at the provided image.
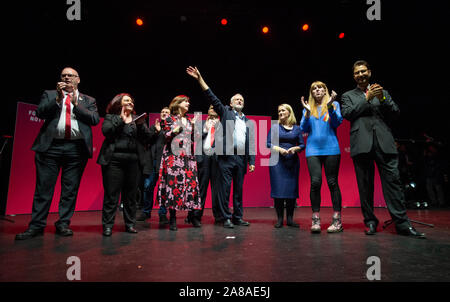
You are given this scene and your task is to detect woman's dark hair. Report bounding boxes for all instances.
[169,95,190,115]
[106,93,135,115]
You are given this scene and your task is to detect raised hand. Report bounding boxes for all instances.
[120,106,132,124]
[301,96,311,112]
[328,90,337,104]
[186,66,201,80]
[154,118,161,132]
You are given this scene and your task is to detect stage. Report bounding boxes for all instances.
[1,207,449,282]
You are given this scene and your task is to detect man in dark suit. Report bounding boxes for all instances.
[15,67,100,240]
[137,107,170,225]
[187,66,255,228]
[192,105,222,224]
[341,60,425,238]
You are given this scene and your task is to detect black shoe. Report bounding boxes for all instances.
[136,212,151,222]
[223,219,234,228]
[103,227,112,237]
[55,226,73,236]
[15,228,44,240]
[214,218,224,225]
[169,216,177,231]
[365,223,377,235]
[159,215,169,225]
[286,218,299,228]
[232,219,250,226]
[192,217,202,228]
[274,221,283,228]
[396,226,426,239]
[125,226,138,234]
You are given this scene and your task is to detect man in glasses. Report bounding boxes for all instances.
[16,67,100,240]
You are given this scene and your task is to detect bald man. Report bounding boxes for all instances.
[16,67,100,240]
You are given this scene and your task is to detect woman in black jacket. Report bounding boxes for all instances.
[97,93,155,236]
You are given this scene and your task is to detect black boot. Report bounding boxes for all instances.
[191,210,202,228]
[286,199,299,228]
[169,209,177,231]
[274,199,284,228]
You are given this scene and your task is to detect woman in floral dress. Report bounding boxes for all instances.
[157,95,202,231]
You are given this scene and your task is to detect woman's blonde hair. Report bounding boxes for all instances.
[278,104,297,126]
[308,81,330,119]
[169,95,190,115]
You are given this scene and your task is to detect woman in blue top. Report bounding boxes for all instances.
[300,81,343,233]
[267,104,305,228]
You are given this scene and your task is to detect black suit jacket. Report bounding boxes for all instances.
[97,114,156,174]
[31,90,100,158]
[203,89,256,171]
[341,87,400,157]
[146,124,166,173]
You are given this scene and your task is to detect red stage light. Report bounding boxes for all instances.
[136,18,144,26]
[339,32,345,39]
[221,18,228,25]
[262,26,269,34]
[302,24,309,31]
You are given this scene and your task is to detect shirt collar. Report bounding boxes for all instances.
[233,110,245,120]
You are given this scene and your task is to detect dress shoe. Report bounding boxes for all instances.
[159,215,169,225]
[233,219,250,226]
[55,226,73,236]
[103,227,112,236]
[396,226,426,239]
[214,218,224,225]
[191,217,202,228]
[136,212,151,221]
[15,228,44,240]
[223,219,234,228]
[365,223,377,235]
[274,221,283,228]
[125,226,138,234]
[169,224,178,231]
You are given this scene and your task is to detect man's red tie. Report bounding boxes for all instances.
[64,94,71,139]
[210,125,215,147]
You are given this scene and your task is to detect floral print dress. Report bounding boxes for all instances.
[157,115,202,211]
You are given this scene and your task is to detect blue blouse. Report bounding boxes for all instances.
[300,101,343,157]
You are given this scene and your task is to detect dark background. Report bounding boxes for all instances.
[2,0,449,141]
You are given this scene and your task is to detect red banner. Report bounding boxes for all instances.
[6,103,385,215]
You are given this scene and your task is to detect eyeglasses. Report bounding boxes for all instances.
[61,74,79,78]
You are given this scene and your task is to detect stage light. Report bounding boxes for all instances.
[221,18,228,25]
[136,18,144,26]
[339,32,345,39]
[262,26,269,34]
[302,24,309,31]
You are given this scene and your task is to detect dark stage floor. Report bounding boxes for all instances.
[1,207,449,282]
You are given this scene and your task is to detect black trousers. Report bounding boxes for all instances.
[352,135,409,229]
[29,140,88,230]
[216,155,246,220]
[101,158,140,229]
[197,155,220,220]
[306,155,342,213]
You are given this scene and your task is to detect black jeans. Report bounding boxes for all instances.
[306,155,342,213]
[101,158,140,229]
